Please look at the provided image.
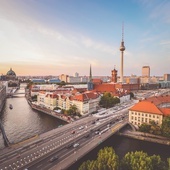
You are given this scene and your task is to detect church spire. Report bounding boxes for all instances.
[89,64,92,81]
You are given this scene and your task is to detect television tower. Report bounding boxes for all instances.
[119,24,125,83]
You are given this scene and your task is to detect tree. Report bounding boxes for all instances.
[79,147,119,170]
[121,151,152,170]
[99,92,120,108]
[139,123,151,133]
[167,158,170,170]
[129,92,134,99]
[150,155,166,170]
[161,116,170,137]
[149,121,161,135]
[67,104,80,117]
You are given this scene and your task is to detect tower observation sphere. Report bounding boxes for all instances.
[120,41,125,51]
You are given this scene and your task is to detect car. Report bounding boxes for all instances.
[79,126,84,130]
[92,121,95,124]
[84,133,90,138]
[49,156,58,162]
[66,143,72,149]
[73,143,79,148]
[95,131,100,135]
[71,130,75,134]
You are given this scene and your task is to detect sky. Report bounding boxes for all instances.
[0,0,170,77]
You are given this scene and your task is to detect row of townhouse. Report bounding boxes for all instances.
[129,95,170,127]
[37,91,101,115]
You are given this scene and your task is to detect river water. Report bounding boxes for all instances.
[0,84,66,149]
[0,84,170,169]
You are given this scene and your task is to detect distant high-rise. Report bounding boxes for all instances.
[74,72,79,77]
[164,74,170,81]
[142,66,150,77]
[119,24,125,83]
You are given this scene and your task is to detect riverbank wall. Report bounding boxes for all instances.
[118,131,170,146]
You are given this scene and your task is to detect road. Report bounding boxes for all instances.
[1,88,168,170]
[0,100,134,170]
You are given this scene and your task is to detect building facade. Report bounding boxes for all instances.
[129,95,170,127]
[142,66,150,77]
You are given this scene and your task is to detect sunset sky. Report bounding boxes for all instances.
[0,0,170,76]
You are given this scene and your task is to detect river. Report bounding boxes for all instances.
[0,84,66,149]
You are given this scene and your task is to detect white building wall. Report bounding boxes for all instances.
[129,110,163,127]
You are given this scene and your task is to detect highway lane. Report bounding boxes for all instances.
[27,118,127,170]
[0,116,99,170]
[0,100,133,170]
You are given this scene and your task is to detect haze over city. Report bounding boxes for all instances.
[0,0,170,76]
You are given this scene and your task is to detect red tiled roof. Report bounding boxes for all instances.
[160,108,170,116]
[145,95,170,106]
[73,91,100,102]
[129,101,163,115]
[94,83,116,93]
[92,79,103,84]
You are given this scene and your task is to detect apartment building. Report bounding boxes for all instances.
[129,95,170,127]
[37,91,101,115]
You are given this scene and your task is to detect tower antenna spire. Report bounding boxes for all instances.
[122,22,124,42]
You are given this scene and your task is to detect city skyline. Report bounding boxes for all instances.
[0,0,170,76]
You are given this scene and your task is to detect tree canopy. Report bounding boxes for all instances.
[79,147,119,170]
[79,147,169,170]
[161,116,170,137]
[99,92,120,108]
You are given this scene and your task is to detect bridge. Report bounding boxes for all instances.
[51,120,128,170]
[0,105,129,170]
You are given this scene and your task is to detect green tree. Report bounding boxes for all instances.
[150,155,166,170]
[139,123,151,133]
[130,92,134,99]
[149,121,161,135]
[161,116,170,137]
[121,151,152,170]
[79,147,119,170]
[99,92,120,108]
[167,158,170,170]
[67,104,80,116]
[31,95,37,101]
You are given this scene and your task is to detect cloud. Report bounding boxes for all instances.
[80,35,116,55]
[160,40,170,45]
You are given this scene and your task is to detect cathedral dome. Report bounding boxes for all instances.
[6,68,16,76]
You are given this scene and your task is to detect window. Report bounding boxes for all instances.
[145,114,147,117]
[138,113,140,115]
